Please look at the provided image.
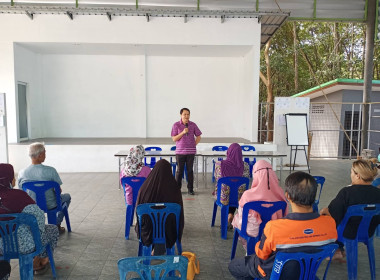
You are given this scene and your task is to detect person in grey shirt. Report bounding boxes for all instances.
[18,142,71,234]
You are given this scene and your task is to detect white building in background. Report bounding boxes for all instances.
[293,79,380,158]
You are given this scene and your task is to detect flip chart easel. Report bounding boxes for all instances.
[285,113,310,173]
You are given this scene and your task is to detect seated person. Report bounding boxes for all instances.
[229,171,337,280]
[135,159,184,254]
[0,260,11,280]
[369,158,380,187]
[231,160,288,250]
[17,142,71,234]
[213,143,250,228]
[0,163,59,274]
[320,159,380,259]
[120,145,151,205]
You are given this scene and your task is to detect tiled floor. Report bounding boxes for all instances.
[9,159,380,279]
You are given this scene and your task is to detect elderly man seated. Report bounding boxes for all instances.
[18,142,71,234]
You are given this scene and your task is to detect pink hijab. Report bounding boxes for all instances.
[239,160,287,208]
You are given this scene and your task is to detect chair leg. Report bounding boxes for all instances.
[63,207,71,232]
[211,202,218,227]
[125,206,132,240]
[47,212,57,226]
[166,246,175,255]
[221,206,229,240]
[176,241,183,255]
[246,238,256,256]
[138,242,142,256]
[345,240,358,280]
[142,245,152,257]
[19,255,33,280]
[230,229,239,260]
[212,161,216,183]
[46,244,57,278]
[366,238,376,280]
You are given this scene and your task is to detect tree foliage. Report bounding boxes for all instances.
[259,21,380,102]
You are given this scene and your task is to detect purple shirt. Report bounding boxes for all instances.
[171,120,202,155]
[122,166,151,205]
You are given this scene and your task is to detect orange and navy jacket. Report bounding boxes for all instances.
[249,212,337,279]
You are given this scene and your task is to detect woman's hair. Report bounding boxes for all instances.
[352,159,378,182]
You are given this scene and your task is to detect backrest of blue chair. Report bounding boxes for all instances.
[372,178,380,187]
[118,255,188,280]
[22,181,61,212]
[212,146,228,152]
[241,145,256,165]
[270,243,338,280]
[337,203,380,242]
[240,201,287,240]
[241,145,255,152]
[212,146,228,162]
[121,177,146,206]
[312,176,325,203]
[145,146,162,166]
[0,213,43,260]
[136,203,181,245]
[216,177,249,207]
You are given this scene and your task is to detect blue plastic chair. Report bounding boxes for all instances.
[211,176,249,240]
[144,147,162,169]
[136,203,182,256]
[22,181,71,232]
[121,176,146,240]
[269,243,338,280]
[241,145,256,178]
[170,146,187,181]
[212,145,228,183]
[117,255,188,280]
[372,177,380,187]
[337,203,380,280]
[0,213,57,279]
[230,200,287,259]
[312,176,326,212]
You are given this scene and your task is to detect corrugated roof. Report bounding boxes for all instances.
[0,0,368,47]
[292,78,380,99]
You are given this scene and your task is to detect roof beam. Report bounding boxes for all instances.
[66,11,73,20]
[25,10,33,20]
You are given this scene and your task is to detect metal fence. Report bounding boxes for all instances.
[258,102,380,159]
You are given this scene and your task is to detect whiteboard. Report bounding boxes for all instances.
[285,114,308,146]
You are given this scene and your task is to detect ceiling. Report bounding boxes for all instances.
[0,0,369,48]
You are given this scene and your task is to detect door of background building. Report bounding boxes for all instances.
[17,82,29,141]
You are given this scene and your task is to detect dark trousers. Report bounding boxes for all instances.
[176,154,195,191]
[228,256,257,280]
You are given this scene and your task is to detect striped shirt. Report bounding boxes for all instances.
[171,120,202,155]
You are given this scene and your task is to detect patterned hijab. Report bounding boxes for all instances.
[0,163,35,214]
[221,143,244,177]
[124,145,145,177]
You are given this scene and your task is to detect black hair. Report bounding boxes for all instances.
[180,108,190,114]
[284,171,317,207]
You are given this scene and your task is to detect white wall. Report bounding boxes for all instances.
[146,56,245,137]
[0,14,261,142]
[41,54,145,137]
